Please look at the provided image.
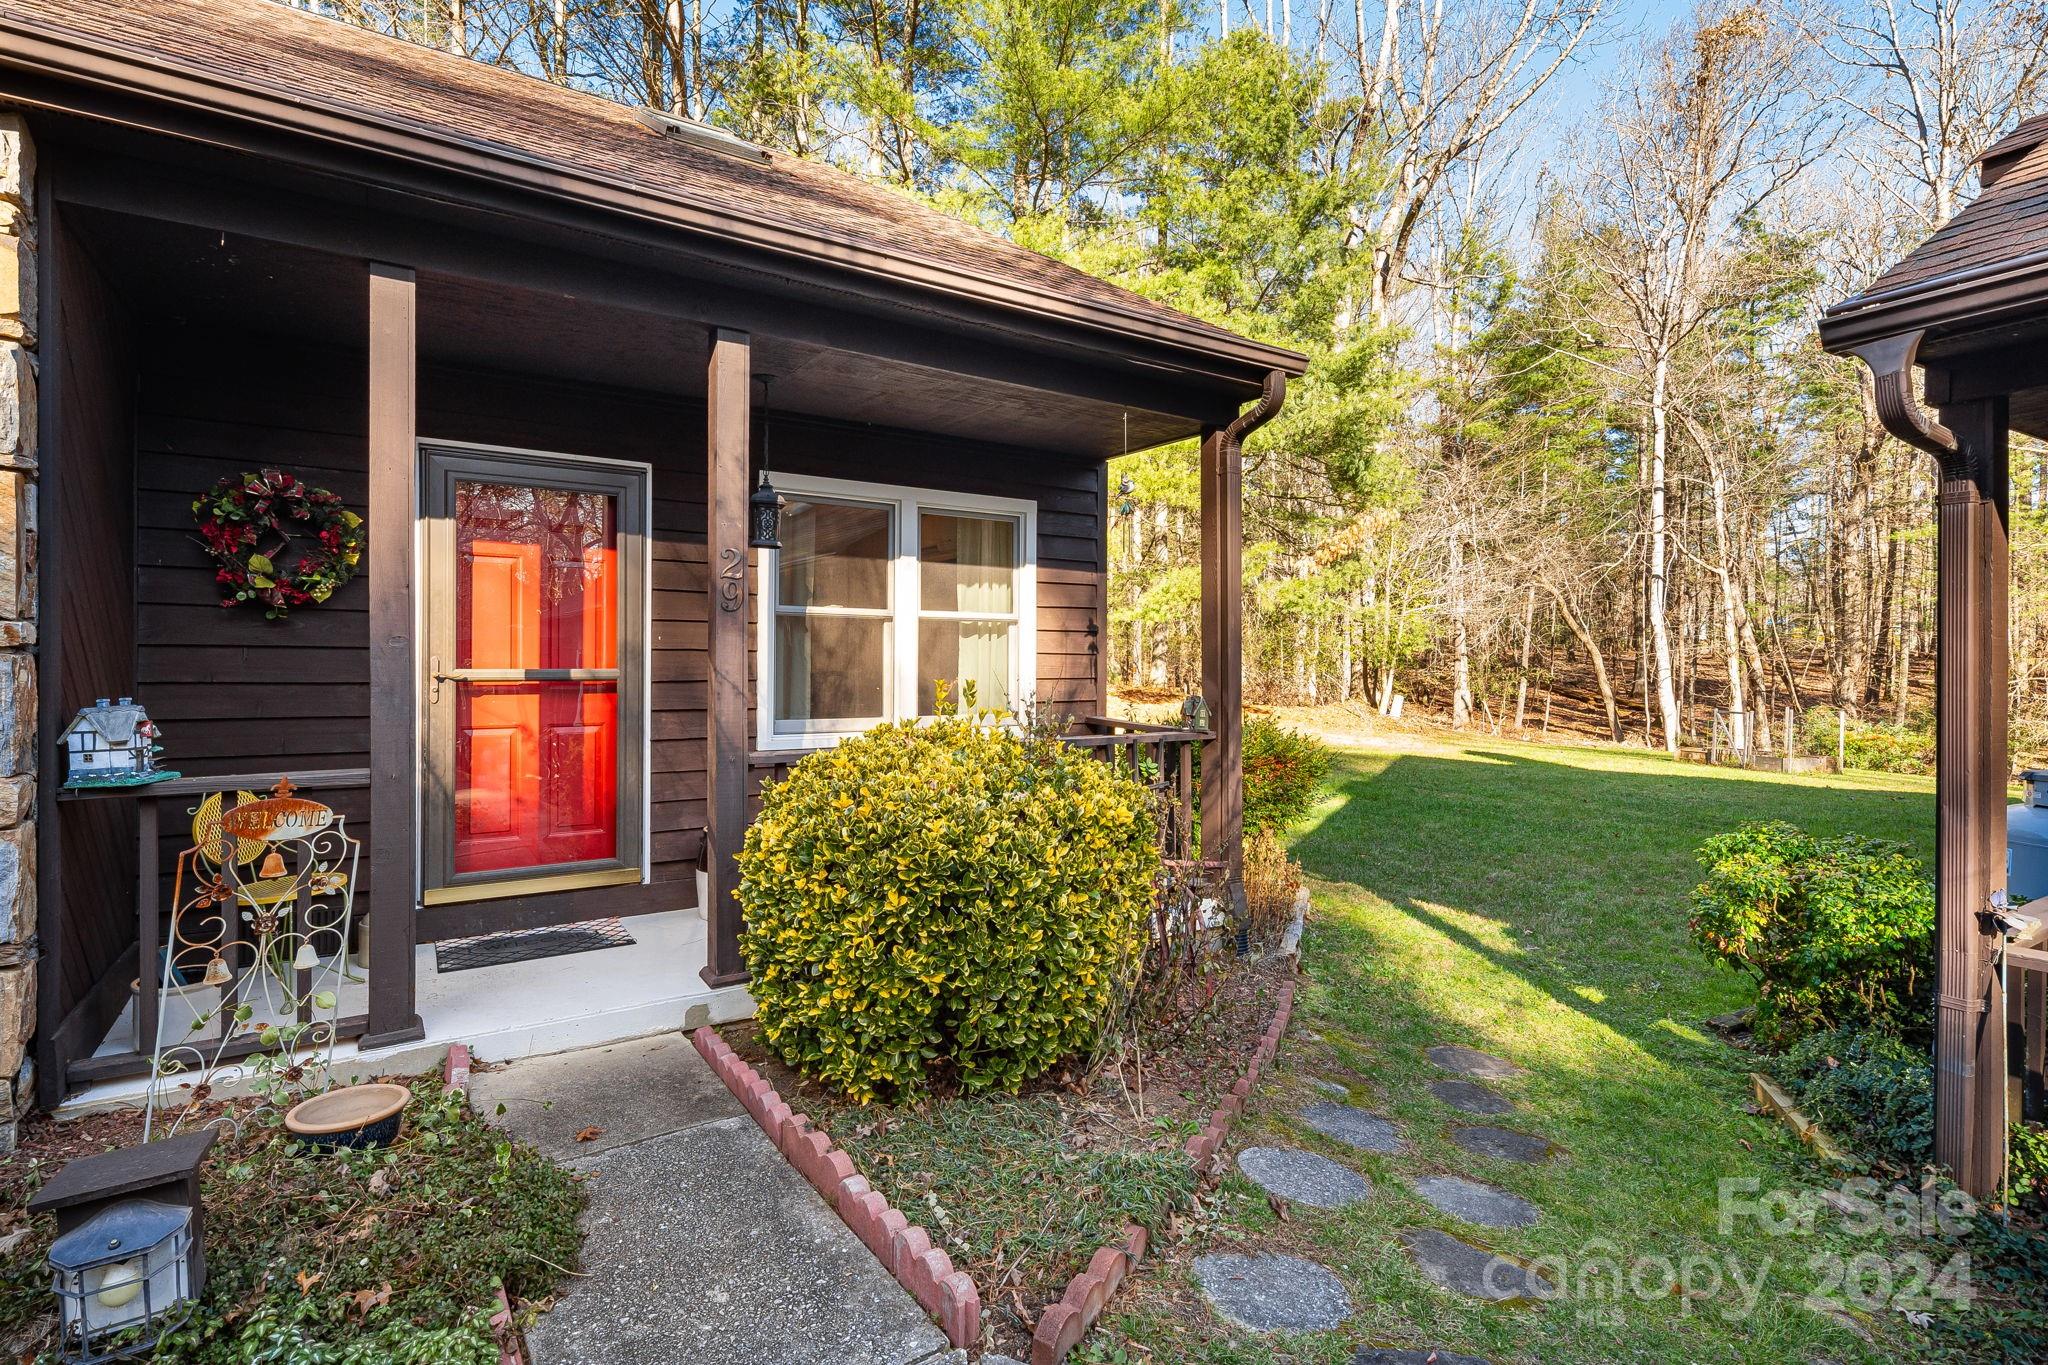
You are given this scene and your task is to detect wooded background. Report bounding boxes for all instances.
[298,0,2048,762]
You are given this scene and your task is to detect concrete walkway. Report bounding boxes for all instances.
[474,1032,954,1365]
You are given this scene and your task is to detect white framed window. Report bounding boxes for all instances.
[758,474,1037,751]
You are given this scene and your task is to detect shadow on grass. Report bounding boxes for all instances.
[1289,746,1932,1065]
[1114,746,1934,1363]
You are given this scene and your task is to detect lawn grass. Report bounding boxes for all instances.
[1091,736,1947,1365]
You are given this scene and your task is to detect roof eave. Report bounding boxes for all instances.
[1820,246,2048,355]
[0,18,1308,386]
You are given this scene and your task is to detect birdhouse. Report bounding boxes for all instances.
[60,698,167,788]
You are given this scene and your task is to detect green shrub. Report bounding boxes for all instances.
[1800,706,1934,774]
[736,714,1161,1102]
[1242,715,1331,834]
[1689,821,1934,1048]
[1773,1027,1934,1169]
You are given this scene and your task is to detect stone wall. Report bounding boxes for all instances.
[0,112,37,1153]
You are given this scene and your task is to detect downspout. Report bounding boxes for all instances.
[1225,369,1288,451]
[1847,329,1956,460]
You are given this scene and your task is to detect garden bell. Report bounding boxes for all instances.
[258,847,287,880]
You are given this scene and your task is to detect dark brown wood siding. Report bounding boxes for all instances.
[47,217,139,1039]
[130,332,1106,935]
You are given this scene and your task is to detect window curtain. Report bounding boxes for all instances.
[777,506,814,722]
[952,517,1012,710]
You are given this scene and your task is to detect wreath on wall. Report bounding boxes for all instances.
[193,469,365,620]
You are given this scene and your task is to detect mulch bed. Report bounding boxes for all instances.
[725,953,1293,1356]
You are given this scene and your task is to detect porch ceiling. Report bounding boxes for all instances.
[66,205,1201,457]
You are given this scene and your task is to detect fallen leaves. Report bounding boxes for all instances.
[294,1269,324,1295]
[345,1283,393,1319]
[573,1126,605,1143]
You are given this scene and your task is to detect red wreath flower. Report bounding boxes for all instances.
[192,469,365,620]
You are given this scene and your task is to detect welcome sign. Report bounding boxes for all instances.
[219,781,335,843]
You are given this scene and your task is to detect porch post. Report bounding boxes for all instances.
[360,263,423,1049]
[1200,424,1243,888]
[702,327,750,987]
[1932,395,2009,1198]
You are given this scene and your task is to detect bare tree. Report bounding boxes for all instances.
[1815,0,2048,230]
[1572,2,1831,752]
[1343,0,1607,323]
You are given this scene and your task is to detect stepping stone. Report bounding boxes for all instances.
[1428,1079,1513,1116]
[1448,1125,1555,1164]
[1300,1101,1406,1154]
[1308,1077,1352,1098]
[1237,1146,1372,1209]
[1410,1175,1540,1229]
[1192,1252,1355,1333]
[1355,1351,1493,1365]
[1427,1045,1524,1081]
[1398,1227,1554,1303]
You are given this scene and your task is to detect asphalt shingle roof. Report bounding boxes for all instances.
[1859,113,2048,300]
[7,0,1290,366]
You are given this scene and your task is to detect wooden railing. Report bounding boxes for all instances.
[59,768,371,1085]
[748,717,1208,862]
[2012,928,2047,1126]
[1060,716,1209,862]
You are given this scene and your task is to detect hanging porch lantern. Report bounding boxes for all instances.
[749,374,785,551]
[750,474,784,551]
[28,1130,215,1363]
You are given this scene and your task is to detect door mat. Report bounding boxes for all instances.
[435,918,636,973]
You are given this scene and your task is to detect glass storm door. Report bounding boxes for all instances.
[421,447,646,905]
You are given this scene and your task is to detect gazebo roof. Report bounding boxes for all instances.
[1821,113,2048,354]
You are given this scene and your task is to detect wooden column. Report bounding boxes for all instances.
[702,327,751,987]
[360,263,424,1049]
[1200,423,1244,887]
[1932,395,2010,1198]
[1093,462,1111,713]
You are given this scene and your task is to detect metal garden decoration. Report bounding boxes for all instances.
[193,468,364,619]
[145,780,360,1140]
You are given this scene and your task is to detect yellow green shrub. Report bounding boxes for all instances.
[736,715,1161,1102]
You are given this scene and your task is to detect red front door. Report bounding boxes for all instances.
[451,480,620,874]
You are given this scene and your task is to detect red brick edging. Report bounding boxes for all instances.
[442,1043,524,1365]
[691,1026,981,1348]
[1029,977,1298,1365]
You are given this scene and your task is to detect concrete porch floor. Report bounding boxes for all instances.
[473,1033,956,1365]
[58,909,754,1116]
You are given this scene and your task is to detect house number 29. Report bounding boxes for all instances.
[718,547,746,612]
